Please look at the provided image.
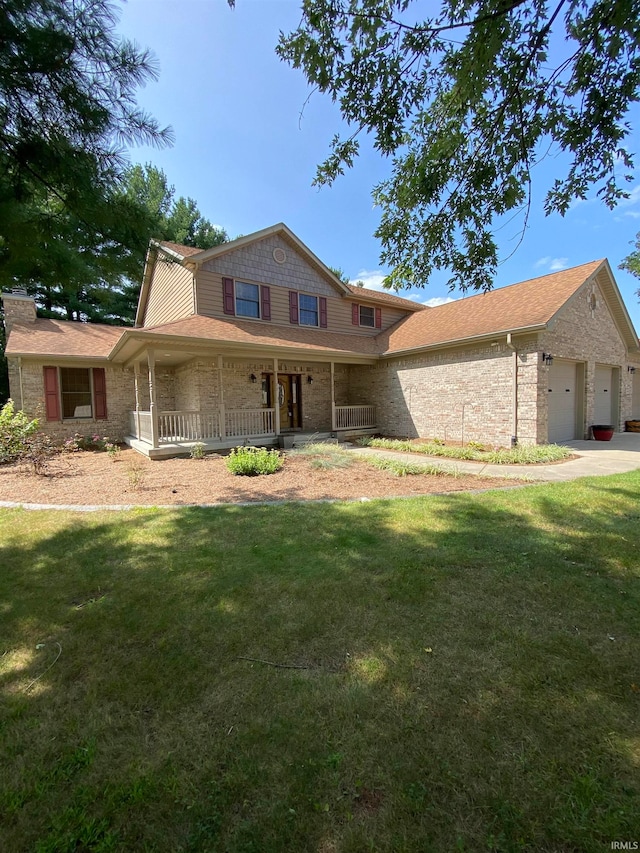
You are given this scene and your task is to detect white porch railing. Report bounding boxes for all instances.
[129,408,276,445]
[129,410,153,443]
[225,408,275,438]
[334,405,376,430]
[159,410,220,443]
[130,405,374,445]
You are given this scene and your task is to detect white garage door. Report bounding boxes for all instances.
[548,360,577,443]
[594,365,614,425]
[633,370,640,419]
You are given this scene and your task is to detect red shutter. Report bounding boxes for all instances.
[289,291,299,324]
[261,285,271,321]
[93,367,107,420]
[375,307,382,329]
[43,367,60,421]
[222,277,235,315]
[319,297,327,328]
[352,303,359,325]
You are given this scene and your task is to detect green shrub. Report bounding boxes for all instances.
[225,446,283,476]
[190,442,206,459]
[0,400,39,463]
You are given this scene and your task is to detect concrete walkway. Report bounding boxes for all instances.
[348,432,640,482]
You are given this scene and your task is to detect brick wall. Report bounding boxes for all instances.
[144,357,351,432]
[2,293,36,334]
[9,359,135,442]
[541,278,631,436]
[348,338,541,447]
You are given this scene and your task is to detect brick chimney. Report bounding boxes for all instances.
[1,289,37,335]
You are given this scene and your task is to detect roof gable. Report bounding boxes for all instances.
[378,260,621,355]
[183,223,351,295]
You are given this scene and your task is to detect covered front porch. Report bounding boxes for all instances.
[123,347,377,458]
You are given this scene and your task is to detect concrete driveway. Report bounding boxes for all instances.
[351,432,640,482]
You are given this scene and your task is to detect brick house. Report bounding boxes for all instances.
[3,223,640,457]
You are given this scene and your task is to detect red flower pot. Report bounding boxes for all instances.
[591,425,614,441]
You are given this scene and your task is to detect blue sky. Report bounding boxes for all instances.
[117,0,640,331]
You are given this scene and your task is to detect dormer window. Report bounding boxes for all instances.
[359,305,375,327]
[352,303,382,328]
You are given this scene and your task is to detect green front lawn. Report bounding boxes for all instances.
[1,473,639,852]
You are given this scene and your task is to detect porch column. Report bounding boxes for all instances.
[133,361,141,440]
[148,349,159,449]
[330,361,336,431]
[273,357,280,435]
[217,355,225,439]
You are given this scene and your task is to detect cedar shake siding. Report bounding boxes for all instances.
[200,234,337,298]
[142,255,194,327]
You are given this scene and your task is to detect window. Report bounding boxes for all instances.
[352,303,382,328]
[235,282,260,318]
[359,305,375,327]
[223,278,271,320]
[299,294,318,326]
[60,368,92,418]
[43,366,107,422]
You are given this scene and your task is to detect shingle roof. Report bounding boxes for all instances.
[157,240,203,258]
[6,319,126,358]
[345,284,425,310]
[134,315,380,355]
[378,260,605,354]
[6,260,613,361]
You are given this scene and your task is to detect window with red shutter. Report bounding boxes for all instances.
[289,291,299,324]
[261,285,271,321]
[222,277,235,315]
[352,303,359,325]
[319,297,327,328]
[43,367,60,421]
[93,368,108,419]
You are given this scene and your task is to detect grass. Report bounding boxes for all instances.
[293,441,353,469]
[365,454,455,477]
[1,472,640,851]
[295,441,461,477]
[363,436,574,464]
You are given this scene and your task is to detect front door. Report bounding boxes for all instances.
[276,374,301,429]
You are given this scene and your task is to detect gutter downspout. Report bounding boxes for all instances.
[505,333,518,446]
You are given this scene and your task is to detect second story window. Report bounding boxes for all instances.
[223,277,271,320]
[299,294,318,326]
[359,305,375,327]
[236,282,260,318]
[352,302,382,329]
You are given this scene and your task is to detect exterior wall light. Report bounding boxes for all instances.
[250,373,257,383]
[542,353,554,365]
[628,366,636,374]
[307,375,313,384]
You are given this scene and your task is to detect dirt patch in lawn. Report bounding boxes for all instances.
[0,447,516,507]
